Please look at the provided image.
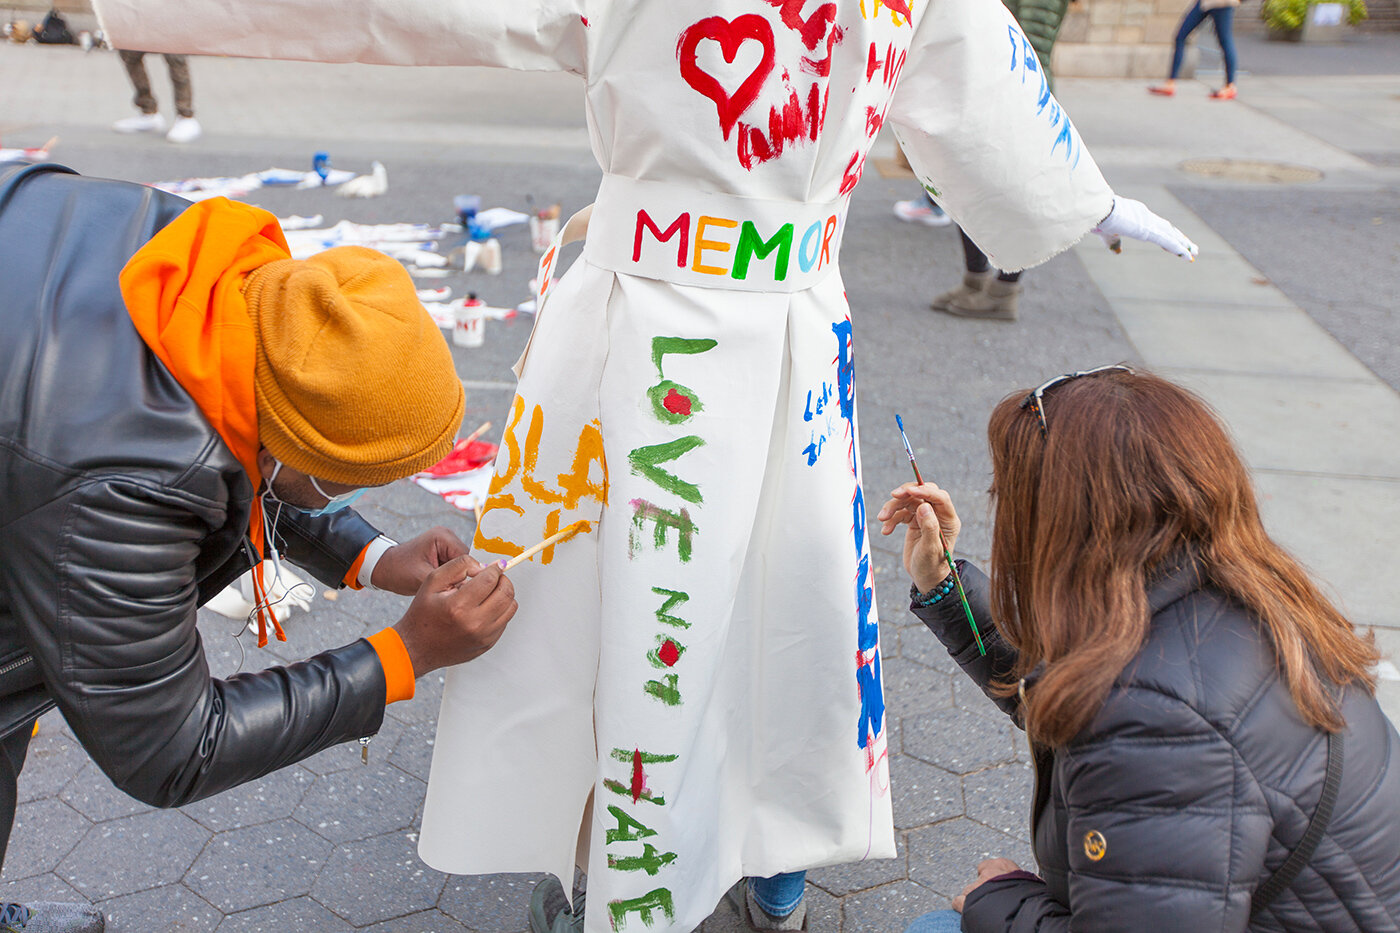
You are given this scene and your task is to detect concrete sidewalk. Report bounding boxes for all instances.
[1,31,1398,933]
[1047,68,1400,719]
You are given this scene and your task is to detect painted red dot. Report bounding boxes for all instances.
[663,389,693,416]
[631,748,645,803]
[658,640,681,667]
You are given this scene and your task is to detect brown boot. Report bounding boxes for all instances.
[930,270,992,314]
[934,276,1020,321]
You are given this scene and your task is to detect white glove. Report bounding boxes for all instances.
[1093,197,1199,260]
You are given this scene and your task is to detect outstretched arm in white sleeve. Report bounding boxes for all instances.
[92,0,589,74]
[887,0,1195,270]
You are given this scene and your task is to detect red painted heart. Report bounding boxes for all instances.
[677,15,777,141]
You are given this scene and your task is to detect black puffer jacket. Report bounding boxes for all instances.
[915,561,1400,932]
[0,162,389,808]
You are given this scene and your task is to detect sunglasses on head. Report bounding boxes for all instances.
[1019,364,1133,438]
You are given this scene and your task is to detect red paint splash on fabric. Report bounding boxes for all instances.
[678,15,778,141]
[737,82,830,170]
[659,640,681,667]
[764,0,841,50]
[631,749,646,803]
[663,389,693,416]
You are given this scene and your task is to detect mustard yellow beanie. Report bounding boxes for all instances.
[244,246,464,486]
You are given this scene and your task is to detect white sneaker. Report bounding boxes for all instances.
[166,117,202,144]
[893,198,953,227]
[112,112,166,134]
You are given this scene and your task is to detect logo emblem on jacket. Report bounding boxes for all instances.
[1083,830,1107,862]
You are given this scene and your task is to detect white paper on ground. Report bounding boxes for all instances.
[410,466,496,512]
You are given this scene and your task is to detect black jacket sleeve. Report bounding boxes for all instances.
[910,562,1021,720]
[962,684,1259,932]
[273,505,381,589]
[1,477,388,807]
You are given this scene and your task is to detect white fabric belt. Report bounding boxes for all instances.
[582,175,847,293]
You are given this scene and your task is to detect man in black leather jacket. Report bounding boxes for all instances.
[0,162,517,931]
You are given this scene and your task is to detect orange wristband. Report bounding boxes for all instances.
[367,628,416,704]
[343,542,371,591]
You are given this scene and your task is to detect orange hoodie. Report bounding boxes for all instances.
[118,197,413,703]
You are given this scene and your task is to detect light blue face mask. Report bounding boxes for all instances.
[264,460,367,518]
[306,476,368,516]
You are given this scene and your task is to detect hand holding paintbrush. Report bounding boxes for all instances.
[884,415,985,655]
[877,482,961,589]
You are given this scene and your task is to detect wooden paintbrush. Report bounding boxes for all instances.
[499,520,592,571]
[895,415,985,656]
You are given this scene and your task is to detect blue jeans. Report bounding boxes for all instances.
[748,871,806,917]
[904,909,964,933]
[1170,1,1237,85]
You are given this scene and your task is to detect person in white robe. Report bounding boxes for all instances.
[91,2,1197,931]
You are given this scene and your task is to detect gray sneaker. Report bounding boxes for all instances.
[0,902,103,933]
[528,876,583,933]
[726,880,808,931]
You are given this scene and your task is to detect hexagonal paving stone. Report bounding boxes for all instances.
[875,571,925,633]
[301,715,405,777]
[841,880,948,933]
[808,833,908,897]
[310,830,445,926]
[900,707,1015,775]
[0,872,88,904]
[194,609,293,682]
[907,817,1035,897]
[293,764,423,844]
[880,659,954,717]
[58,810,209,900]
[97,882,221,932]
[358,907,472,932]
[389,719,437,783]
[963,762,1035,843]
[331,586,410,632]
[217,896,352,933]
[438,872,544,932]
[883,715,902,758]
[184,817,331,912]
[180,765,315,833]
[890,756,964,831]
[259,608,375,666]
[894,626,959,675]
[953,674,1010,718]
[5,799,90,878]
[58,759,153,823]
[383,674,448,727]
[358,480,449,520]
[16,723,88,805]
[802,882,842,933]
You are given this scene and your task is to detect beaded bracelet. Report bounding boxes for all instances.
[910,569,957,608]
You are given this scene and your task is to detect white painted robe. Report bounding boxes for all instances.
[95,2,1114,930]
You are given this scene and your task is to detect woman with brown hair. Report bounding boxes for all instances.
[881,366,1400,933]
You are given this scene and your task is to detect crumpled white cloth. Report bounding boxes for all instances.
[1094,196,1199,259]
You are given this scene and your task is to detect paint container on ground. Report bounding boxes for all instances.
[529,209,561,253]
[453,294,486,348]
[480,238,503,275]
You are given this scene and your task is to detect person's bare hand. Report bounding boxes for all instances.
[951,857,1022,912]
[876,482,961,592]
[371,526,472,595]
[392,555,516,677]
